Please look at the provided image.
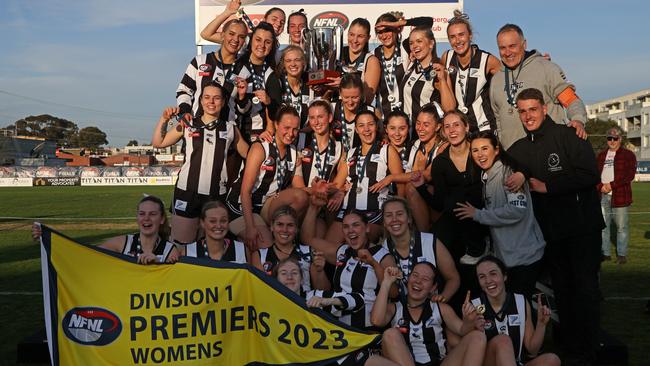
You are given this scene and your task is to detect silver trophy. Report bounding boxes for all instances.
[304,26,343,85]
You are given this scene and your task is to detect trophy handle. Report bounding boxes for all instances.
[334,25,344,68]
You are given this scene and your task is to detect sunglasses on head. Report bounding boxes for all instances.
[607,136,620,141]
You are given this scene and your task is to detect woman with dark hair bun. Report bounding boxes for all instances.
[453,131,544,300]
[472,256,560,366]
[153,82,249,243]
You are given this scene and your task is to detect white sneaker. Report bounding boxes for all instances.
[460,254,482,265]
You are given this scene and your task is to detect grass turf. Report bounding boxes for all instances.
[0,184,648,365]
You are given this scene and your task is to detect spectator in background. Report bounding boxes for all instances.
[597,127,637,264]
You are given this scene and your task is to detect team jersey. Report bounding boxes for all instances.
[266,72,313,128]
[176,119,237,196]
[382,231,438,282]
[295,132,343,185]
[391,299,448,365]
[444,46,496,132]
[404,139,446,173]
[332,244,391,329]
[374,44,407,118]
[176,50,246,121]
[331,102,376,153]
[259,244,313,292]
[226,141,298,215]
[183,238,247,264]
[338,47,374,80]
[472,292,527,362]
[235,55,276,143]
[400,62,443,137]
[340,143,391,213]
[305,290,365,321]
[122,234,175,263]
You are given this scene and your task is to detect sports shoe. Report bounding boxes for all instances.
[617,256,627,264]
[460,254,482,265]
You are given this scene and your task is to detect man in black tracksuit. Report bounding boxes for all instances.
[508,88,604,365]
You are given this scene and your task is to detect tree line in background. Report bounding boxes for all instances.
[0,113,624,152]
[2,114,109,149]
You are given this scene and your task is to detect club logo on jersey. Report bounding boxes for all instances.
[508,314,521,326]
[199,63,212,76]
[547,153,562,172]
[336,252,347,267]
[263,261,273,275]
[309,11,349,30]
[62,307,122,346]
[483,319,494,330]
[397,318,408,334]
[301,148,313,158]
[262,157,275,171]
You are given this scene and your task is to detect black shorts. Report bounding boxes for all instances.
[171,187,225,219]
[225,200,262,220]
[336,208,383,224]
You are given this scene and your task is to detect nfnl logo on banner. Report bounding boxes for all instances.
[195,0,463,45]
[39,226,377,365]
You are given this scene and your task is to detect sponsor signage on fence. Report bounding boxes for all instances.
[80,176,176,186]
[0,177,33,187]
[33,177,81,186]
[195,0,463,45]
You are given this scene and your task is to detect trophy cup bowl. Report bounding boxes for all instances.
[307,26,342,85]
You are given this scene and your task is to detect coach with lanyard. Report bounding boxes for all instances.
[489,24,587,149]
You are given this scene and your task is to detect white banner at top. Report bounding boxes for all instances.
[195,0,463,46]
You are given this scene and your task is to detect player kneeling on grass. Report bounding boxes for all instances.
[32,195,179,265]
[472,256,560,366]
[371,263,486,366]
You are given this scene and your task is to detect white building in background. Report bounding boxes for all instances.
[587,88,650,160]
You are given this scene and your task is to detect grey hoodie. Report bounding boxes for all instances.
[473,160,545,267]
[489,50,587,149]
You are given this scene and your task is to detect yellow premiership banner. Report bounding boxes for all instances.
[39,226,378,366]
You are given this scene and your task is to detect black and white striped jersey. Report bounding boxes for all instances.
[374,45,407,118]
[331,102,376,153]
[338,47,374,80]
[391,299,448,364]
[295,132,343,185]
[176,51,246,121]
[400,64,443,136]
[332,244,390,329]
[266,72,313,129]
[235,56,276,142]
[305,290,365,320]
[472,293,527,362]
[122,234,175,263]
[183,238,247,263]
[176,119,236,196]
[226,141,298,215]
[382,231,438,282]
[445,46,496,132]
[403,139,445,173]
[341,143,391,212]
[259,244,313,292]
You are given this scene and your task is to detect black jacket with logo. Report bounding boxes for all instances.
[508,116,604,242]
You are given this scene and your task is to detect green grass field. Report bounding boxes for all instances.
[0,185,648,365]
